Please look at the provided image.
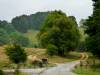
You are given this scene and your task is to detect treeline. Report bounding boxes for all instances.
[0,12,49,46]
[0,20,29,46]
[12,12,49,33]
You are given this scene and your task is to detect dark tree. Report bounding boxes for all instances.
[84,0,100,58]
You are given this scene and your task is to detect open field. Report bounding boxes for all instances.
[0,46,81,69]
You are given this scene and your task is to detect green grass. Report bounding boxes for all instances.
[73,57,100,75]
[4,72,28,75]
[24,30,39,47]
[74,66,100,75]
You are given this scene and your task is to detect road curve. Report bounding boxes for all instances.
[4,61,79,75]
[39,61,79,75]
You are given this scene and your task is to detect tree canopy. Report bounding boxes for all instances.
[84,0,100,58]
[0,28,10,45]
[38,10,80,56]
[12,12,49,33]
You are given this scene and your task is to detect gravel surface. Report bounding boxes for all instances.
[3,61,79,75]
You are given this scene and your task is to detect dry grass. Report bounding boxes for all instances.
[0,47,10,68]
[0,46,81,69]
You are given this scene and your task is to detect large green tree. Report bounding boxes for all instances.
[84,0,100,58]
[38,11,80,56]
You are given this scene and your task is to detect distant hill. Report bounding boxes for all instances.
[12,12,49,33]
[0,12,49,46]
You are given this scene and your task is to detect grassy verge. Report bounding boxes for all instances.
[73,56,100,75]
[74,65,100,75]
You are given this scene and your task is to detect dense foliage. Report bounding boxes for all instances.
[0,20,30,47]
[77,19,87,51]
[0,21,14,45]
[12,12,49,33]
[84,0,100,58]
[39,11,80,56]
[5,44,27,64]
[0,20,15,33]
[0,28,10,45]
[5,44,27,75]
[9,32,30,47]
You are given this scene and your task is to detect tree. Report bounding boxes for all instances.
[0,20,15,34]
[0,28,10,46]
[5,44,27,75]
[12,15,29,33]
[38,10,80,56]
[47,44,58,56]
[9,32,30,47]
[84,0,100,58]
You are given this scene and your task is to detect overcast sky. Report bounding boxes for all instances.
[0,0,93,23]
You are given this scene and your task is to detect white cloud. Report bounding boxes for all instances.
[0,0,93,23]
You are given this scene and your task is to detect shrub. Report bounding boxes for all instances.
[47,44,58,56]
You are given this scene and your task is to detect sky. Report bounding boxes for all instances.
[0,0,93,23]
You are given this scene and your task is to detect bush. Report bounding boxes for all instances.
[47,44,58,56]
[5,44,27,64]
[5,44,27,75]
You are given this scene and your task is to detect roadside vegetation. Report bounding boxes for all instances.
[73,0,100,74]
[73,54,100,75]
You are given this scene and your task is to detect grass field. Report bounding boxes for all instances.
[24,30,39,47]
[0,46,81,69]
